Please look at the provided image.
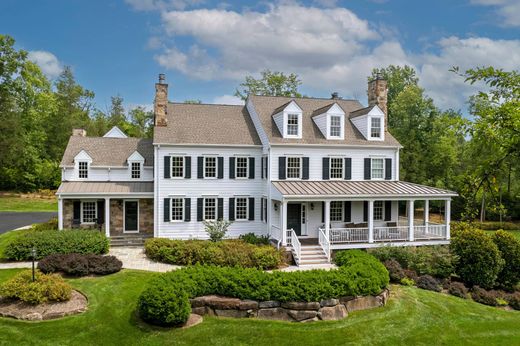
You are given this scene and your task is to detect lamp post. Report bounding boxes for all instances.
[31,248,37,282]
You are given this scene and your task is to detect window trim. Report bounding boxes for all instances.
[286,113,300,137]
[203,197,217,221]
[286,156,302,180]
[234,197,249,221]
[329,115,342,138]
[170,198,185,222]
[373,201,384,221]
[78,161,89,179]
[371,157,385,180]
[235,156,249,179]
[369,116,382,139]
[170,156,186,179]
[329,157,344,180]
[329,201,343,222]
[80,200,97,224]
[131,161,142,179]
[203,156,218,179]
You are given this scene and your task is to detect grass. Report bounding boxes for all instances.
[0,269,519,345]
[0,196,57,212]
[483,229,520,241]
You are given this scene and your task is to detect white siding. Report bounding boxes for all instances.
[62,167,153,181]
[312,113,327,138]
[246,99,269,148]
[273,112,284,137]
[351,116,368,139]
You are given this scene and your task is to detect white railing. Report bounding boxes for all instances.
[374,226,409,242]
[415,224,446,240]
[329,228,369,244]
[270,225,282,249]
[290,229,301,264]
[286,229,293,246]
[318,228,331,262]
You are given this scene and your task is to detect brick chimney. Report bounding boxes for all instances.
[154,73,168,127]
[367,73,388,130]
[72,129,87,137]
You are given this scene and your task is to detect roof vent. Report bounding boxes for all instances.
[158,73,166,84]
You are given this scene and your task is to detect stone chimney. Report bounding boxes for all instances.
[154,73,168,127]
[331,92,340,100]
[72,129,87,137]
[367,73,388,130]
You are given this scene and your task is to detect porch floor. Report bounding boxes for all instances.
[299,238,319,245]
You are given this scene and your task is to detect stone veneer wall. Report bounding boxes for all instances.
[189,289,389,323]
[63,200,74,229]
[109,199,154,236]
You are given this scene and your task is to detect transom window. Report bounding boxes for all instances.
[236,157,248,178]
[171,198,184,221]
[371,158,384,179]
[131,162,141,179]
[78,161,88,179]
[371,117,381,138]
[330,116,341,137]
[235,198,248,220]
[374,201,383,221]
[330,158,343,179]
[287,157,301,179]
[81,201,97,223]
[204,198,217,220]
[287,114,299,136]
[330,201,343,221]
[204,157,217,178]
[171,156,184,178]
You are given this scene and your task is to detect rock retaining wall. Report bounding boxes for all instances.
[190,289,389,322]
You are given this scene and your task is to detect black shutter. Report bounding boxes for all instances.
[229,198,235,221]
[384,201,392,221]
[197,157,204,179]
[261,157,264,179]
[197,198,203,221]
[279,157,286,180]
[164,198,170,222]
[363,201,368,222]
[248,197,255,221]
[249,157,255,179]
[229,157,235,179]
[265,199,268,221]
[73,201,81,221]
[302,157,309,180]
[321,201,325,223]
[164,156,171,179]
[385,158,392,180]
[260,198,264,221]
[322,157,330,180]
[344,158,352,180]
[217,157,224,179]
[364,158,371,180]
[265,157,268,179]
[184,198,191,222]
[184,157,191,179]
[217,198,224,219]
[97,200,104,225]
[344,201,351,222]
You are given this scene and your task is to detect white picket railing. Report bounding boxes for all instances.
[290,229,301,264]
[374,226,409,242]
[286,229,293,246]
[270,225,282,249]
[318,228,331,262]
[414,224,446,240]
[329,228,369,243]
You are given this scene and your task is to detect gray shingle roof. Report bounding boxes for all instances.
[60,136,154,167]
[248,95,401,146]
[348,106,372,119]
[57,181,153,194]
[153,103,261,145]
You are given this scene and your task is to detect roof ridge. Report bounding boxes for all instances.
[168,102,244,107]
[250,94,360,102]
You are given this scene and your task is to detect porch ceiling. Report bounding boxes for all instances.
[272,180,457,199]
[57,181,153,195]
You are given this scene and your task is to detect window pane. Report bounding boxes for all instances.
[171,156,184,177]
[79,161,88,178]
[330,201,343,221]
[131,162,141,179]
[82,201,96,223]
[204,198,216,220]
[371,158,384,179]
[330,158,343,179]
[330,116,341,137]
[236,157,248,178]
[171,198,184,221]
[204,157,216,178]
[236,198,248,220]
[371,118,381,138]
[374,201,383,220]
[287,114,299,136]
[287,157,301,179]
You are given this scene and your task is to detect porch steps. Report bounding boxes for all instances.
[293,245,329,266]
[110,234,152,247]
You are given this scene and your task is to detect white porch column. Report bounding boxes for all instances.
[368,200,374,243]
[324,200,331,239]
[105,198,110,237]
[58,197,63,230]
[281,200,288,246]
[446,199,451,240]
[424,199,429,234]
[408,200,415,241]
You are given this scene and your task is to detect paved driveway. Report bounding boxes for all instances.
[0,212,57,234]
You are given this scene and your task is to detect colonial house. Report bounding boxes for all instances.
[57,74,457,265]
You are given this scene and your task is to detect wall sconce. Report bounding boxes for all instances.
[310,203,314,210]
[274,203,279,211]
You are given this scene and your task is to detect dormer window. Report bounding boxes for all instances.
[330,116,341,137]
[287,114,299,136]
[370,117,382,138]
[131,162,141,179]
[78,161,88,179]
[272,100,303,139]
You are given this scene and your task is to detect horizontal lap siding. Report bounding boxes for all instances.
[63,167,153,181]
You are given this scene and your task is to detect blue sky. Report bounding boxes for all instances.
[1,0,519,112]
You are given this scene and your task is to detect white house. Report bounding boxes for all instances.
[56,74,457,265]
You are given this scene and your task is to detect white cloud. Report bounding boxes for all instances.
[470,0,520,27]
[27,50,63,78]
[212,94,244,105]
[125,0,204,11]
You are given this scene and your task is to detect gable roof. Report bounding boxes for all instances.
[153,103,261,146]
[103,126,128,138]
[60,136,154,167]
[248,95,401,146]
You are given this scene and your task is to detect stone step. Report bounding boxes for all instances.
[298,259,330,265]
[299,254,328,260]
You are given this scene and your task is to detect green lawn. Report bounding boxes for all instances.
[484,229,520,241]
[0,196,57,212]
[0,269,519,345]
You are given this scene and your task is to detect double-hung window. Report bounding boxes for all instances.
[235,197,248,220]
[131,162,141,179]
[330,201,343,221]
[371,158,384,179]
[171,156,184,178]
[236,157,248,178]
[204,198,217,220]
[287,157,301,179]
[170,198,184,221]
[330,158,343,179]
[81,201,97,223]
[373,201,384,221]
[370,117,381,138]
[330,116,341,137]
[78,161,88,179]
[204,157,217,178]
[287,114,299,136]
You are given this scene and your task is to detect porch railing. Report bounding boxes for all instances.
[374,226,409,242]
[328,225,448,244]
[270,225,282,249]
[330,228,369,243]
[286,229,293,246]
[318,228,331,262]
[414,224,446,240]
[290,229,301,264]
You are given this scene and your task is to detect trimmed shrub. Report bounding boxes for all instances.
[86,254,122,275]
[491,230,520,290]
[448,281,468,299]
[38,253,122,276]
[450,227,504,289]
[4,229,109,261]
[239,233,270,245]
[416,275,442,292]
[400,278,415,286]
[506,292,520,310]
[0,270,72,305]
[144,238,283,270]
[138,261,389,326]
[383,259,405,283]
[478,222,520,231]
[471,286,501,307]
[31,218,59,232]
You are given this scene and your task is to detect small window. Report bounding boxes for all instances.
[131,162,141,179]
[235,197,248,220]
[330,158,343,179]
[330,201,343,221]
[170,198,184,221]
[204,198,217,220]
[171,156,184,178]
[204,157,217,178]
[286,157,301,179]
[287,114,299,136]
[81,201,97,223]
[371,117,381,138]
[374,201,384,221]
[330,116,341,137]
[371,158,384,179]
[236,157,248,178]
[78,161,88,179]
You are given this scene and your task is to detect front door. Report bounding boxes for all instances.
[124,200,139,233]
[287,203,302,236]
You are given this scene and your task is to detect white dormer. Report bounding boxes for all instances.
[312,103,345,140]
[272,101,303,139]
[127,150,145,179]
[74,150,92,179]
[103,126,128,138]
[350,105,385,141]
